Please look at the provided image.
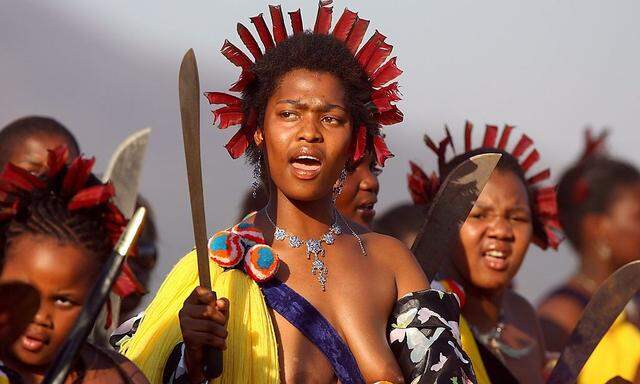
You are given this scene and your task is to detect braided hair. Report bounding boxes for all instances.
[0,147,124,269]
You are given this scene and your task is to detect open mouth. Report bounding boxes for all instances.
[289,149,323,180]
[21,329,49,353]
[481,249,510,271]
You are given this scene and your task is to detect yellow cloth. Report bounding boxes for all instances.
[119,250,280,384]
[578,313,640,383]
[459,316,492,384]
[436,279,491,384]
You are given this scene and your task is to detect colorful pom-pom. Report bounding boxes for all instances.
[232,220,265,246]
[244,244,279,282]
[208,230,243,268]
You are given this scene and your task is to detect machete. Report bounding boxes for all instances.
[42,207,147,384]
[411,153,502,280]
[178,48,223,379]
[547,260,640,384]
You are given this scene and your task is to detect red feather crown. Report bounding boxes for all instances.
[0,146,145,298]
[407,121,562,250]
[205,0,403,166]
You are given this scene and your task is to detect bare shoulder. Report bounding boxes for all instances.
[360,230,430,298]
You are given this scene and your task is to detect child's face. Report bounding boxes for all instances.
[0,233,98,371]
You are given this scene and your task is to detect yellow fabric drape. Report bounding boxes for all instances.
[459,316,492,384]
[578,313,640,383]
[119,250,280,384]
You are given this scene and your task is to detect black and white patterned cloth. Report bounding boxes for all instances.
[389,289,477,384]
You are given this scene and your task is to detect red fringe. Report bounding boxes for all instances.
[423,134,439,155]
[112,261,146,297]
[483,125,498,148]
[269,5,288,44]
[213,106,244,129]
[344,18,369,53]
[225,122,256,159]
[464,121,473,152]
[68,183,115,211]
[364,41,392,77]
[527,168,551,185]
[46,146,69,178]
[314,0,333,34]
[352,124,367,163]
[237,23,262,60]
[378,105,403,125]
[332,9,358,41]
[0,163,46,192]
[407,161,440,205]
[205,92,242,106]
[444,125,456,155]
[62,157,96,197]
[356,31,385,67]
[373,135,393,166]
[497,124,514,150]
[228,69,255,93]
[288,9,304,34]
[371,57,402,87]
[511,134,533,159]
[220,40,252,70]
[371,82,400,103]
[520,149,540,172]
[250,14,275,51]
[582,128,609,160]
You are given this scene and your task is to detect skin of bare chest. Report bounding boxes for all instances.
[272,238,401,381]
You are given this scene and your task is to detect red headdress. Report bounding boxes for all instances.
[407,121,562,250]
[205,0,403,166]
[0,146,145,299]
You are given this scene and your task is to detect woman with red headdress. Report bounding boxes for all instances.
[408,122,562,384]
[537,130,640,383]
[115,2,475,383]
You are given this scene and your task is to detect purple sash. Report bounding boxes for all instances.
[261,280,364,384]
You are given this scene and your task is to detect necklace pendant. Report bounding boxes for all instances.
[289,235,302,248]
[306,239,324,259]
[330,224,342,236]
[274,227,286,241]
[311,255,328,291]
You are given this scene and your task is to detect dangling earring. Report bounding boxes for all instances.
[596,241,612,262]
[251,155,262,198]
[332,168,348,203]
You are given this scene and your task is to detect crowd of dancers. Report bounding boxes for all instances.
[1,1,639,383]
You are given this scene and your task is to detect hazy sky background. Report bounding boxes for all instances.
[2,0,639,310]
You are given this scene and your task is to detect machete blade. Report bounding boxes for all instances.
[547,260,640,384]
[411,152,502,280]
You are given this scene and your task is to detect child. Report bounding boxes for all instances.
[0,146,148,384]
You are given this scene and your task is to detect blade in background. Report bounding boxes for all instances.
[179,48,211,290]
[102,127,152,219]
[411,153,501,280]
[547,260,640,384]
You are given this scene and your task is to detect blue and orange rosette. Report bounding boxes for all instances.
[208,212,279,283]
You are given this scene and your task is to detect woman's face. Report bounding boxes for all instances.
[0,234,98,371]
[602,182,640,268]
[453,169,533,292]
[256,69,352,202]
[335,152,381,227]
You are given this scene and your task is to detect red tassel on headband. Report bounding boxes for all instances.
[206,0,403,167]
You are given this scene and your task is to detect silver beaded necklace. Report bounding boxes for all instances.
[264,209,366,291]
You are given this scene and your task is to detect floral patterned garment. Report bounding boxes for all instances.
[389,289,477,384]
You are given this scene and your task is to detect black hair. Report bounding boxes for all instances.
[441,147,546,242]
[1,172,112,269]
[0,116,80,168]
[241,32,378,167]
[557,156,640,250]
